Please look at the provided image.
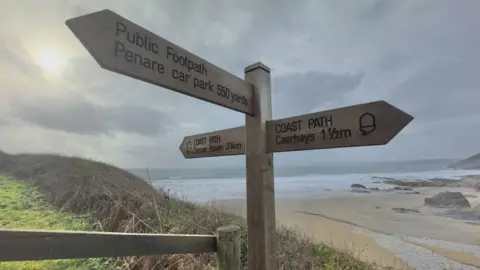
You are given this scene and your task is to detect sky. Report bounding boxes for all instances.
[0,0,479,169]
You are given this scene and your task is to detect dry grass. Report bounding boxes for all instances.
[0,151,373,269]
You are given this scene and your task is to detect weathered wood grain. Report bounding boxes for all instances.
[0,229,216,261]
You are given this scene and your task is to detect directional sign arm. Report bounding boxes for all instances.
[66,9,254,115]
[266,100,413,153]
[178,101,412,158]
[179,126,245,158]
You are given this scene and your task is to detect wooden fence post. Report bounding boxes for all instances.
[216,225,241,270]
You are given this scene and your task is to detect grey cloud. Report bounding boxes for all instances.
[15,95,176,136]
[0,40,41,76]
[376,51,415,72]
[0,118,9,126]
[61,0,480,166]
[273,72,364,117]
[62,57,195,112]
[3,0,480,168]
[388,58,480,124]
[360,0,398,22]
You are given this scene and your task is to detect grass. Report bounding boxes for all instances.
[0,152,375,269]
[0,176,109,270]
[313,244,374,270]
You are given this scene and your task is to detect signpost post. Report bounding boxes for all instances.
[67,9,414,270]
[243,63,276,270]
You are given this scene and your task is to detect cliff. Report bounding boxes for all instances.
[449,152,480,170]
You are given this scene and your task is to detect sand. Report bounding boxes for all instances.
[212,186,480,269]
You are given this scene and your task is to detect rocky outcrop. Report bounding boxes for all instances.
[351,184,366,189]
[351,189,370,194]
[437,204,480,221]
[383,178,448,187]
[393,186,413,191]
[449,152,480,169]
[424,191,471,208]
[474,182,480,192]
[392,207,420,214]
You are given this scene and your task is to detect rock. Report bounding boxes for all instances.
[373,181,381,184]
[465,194,477,198]
[375,206,381,209]
[369,187,380,191]
[383,179,448,187]
[424,191,471,208]
[351,184,367,189]
[392,207,420,214]
[405,191,420,195]
[437,208,480,221]
[393,186,402,190]
[474,182,480,192]
[402,187,413,191]
[351,189,371,194]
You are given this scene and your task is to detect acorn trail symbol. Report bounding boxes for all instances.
[186,141,193,153]
[359,113,376,136]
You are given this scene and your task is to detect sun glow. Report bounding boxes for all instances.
[35,50,66,74]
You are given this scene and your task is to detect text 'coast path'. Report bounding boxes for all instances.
[179,126,245,158]
[267,100,413,153]
[66,9,254,115]
[179,101,413,158]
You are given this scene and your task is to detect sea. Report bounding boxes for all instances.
[129,159,480,203]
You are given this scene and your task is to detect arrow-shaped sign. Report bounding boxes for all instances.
[179,101,413,158]
[66,9,254,115]
[179,126,245,159]
[266,100,413,153]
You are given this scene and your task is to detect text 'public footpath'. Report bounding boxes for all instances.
[112,21,248,107]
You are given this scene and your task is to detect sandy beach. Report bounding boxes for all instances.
[212,182,480,269]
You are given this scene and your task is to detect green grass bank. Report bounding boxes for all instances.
[0,151,374,269]
[0,176,108,270]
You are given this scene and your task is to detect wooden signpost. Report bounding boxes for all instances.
[67,9,414,270]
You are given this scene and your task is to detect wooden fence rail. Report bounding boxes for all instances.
[0,225,241,270]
